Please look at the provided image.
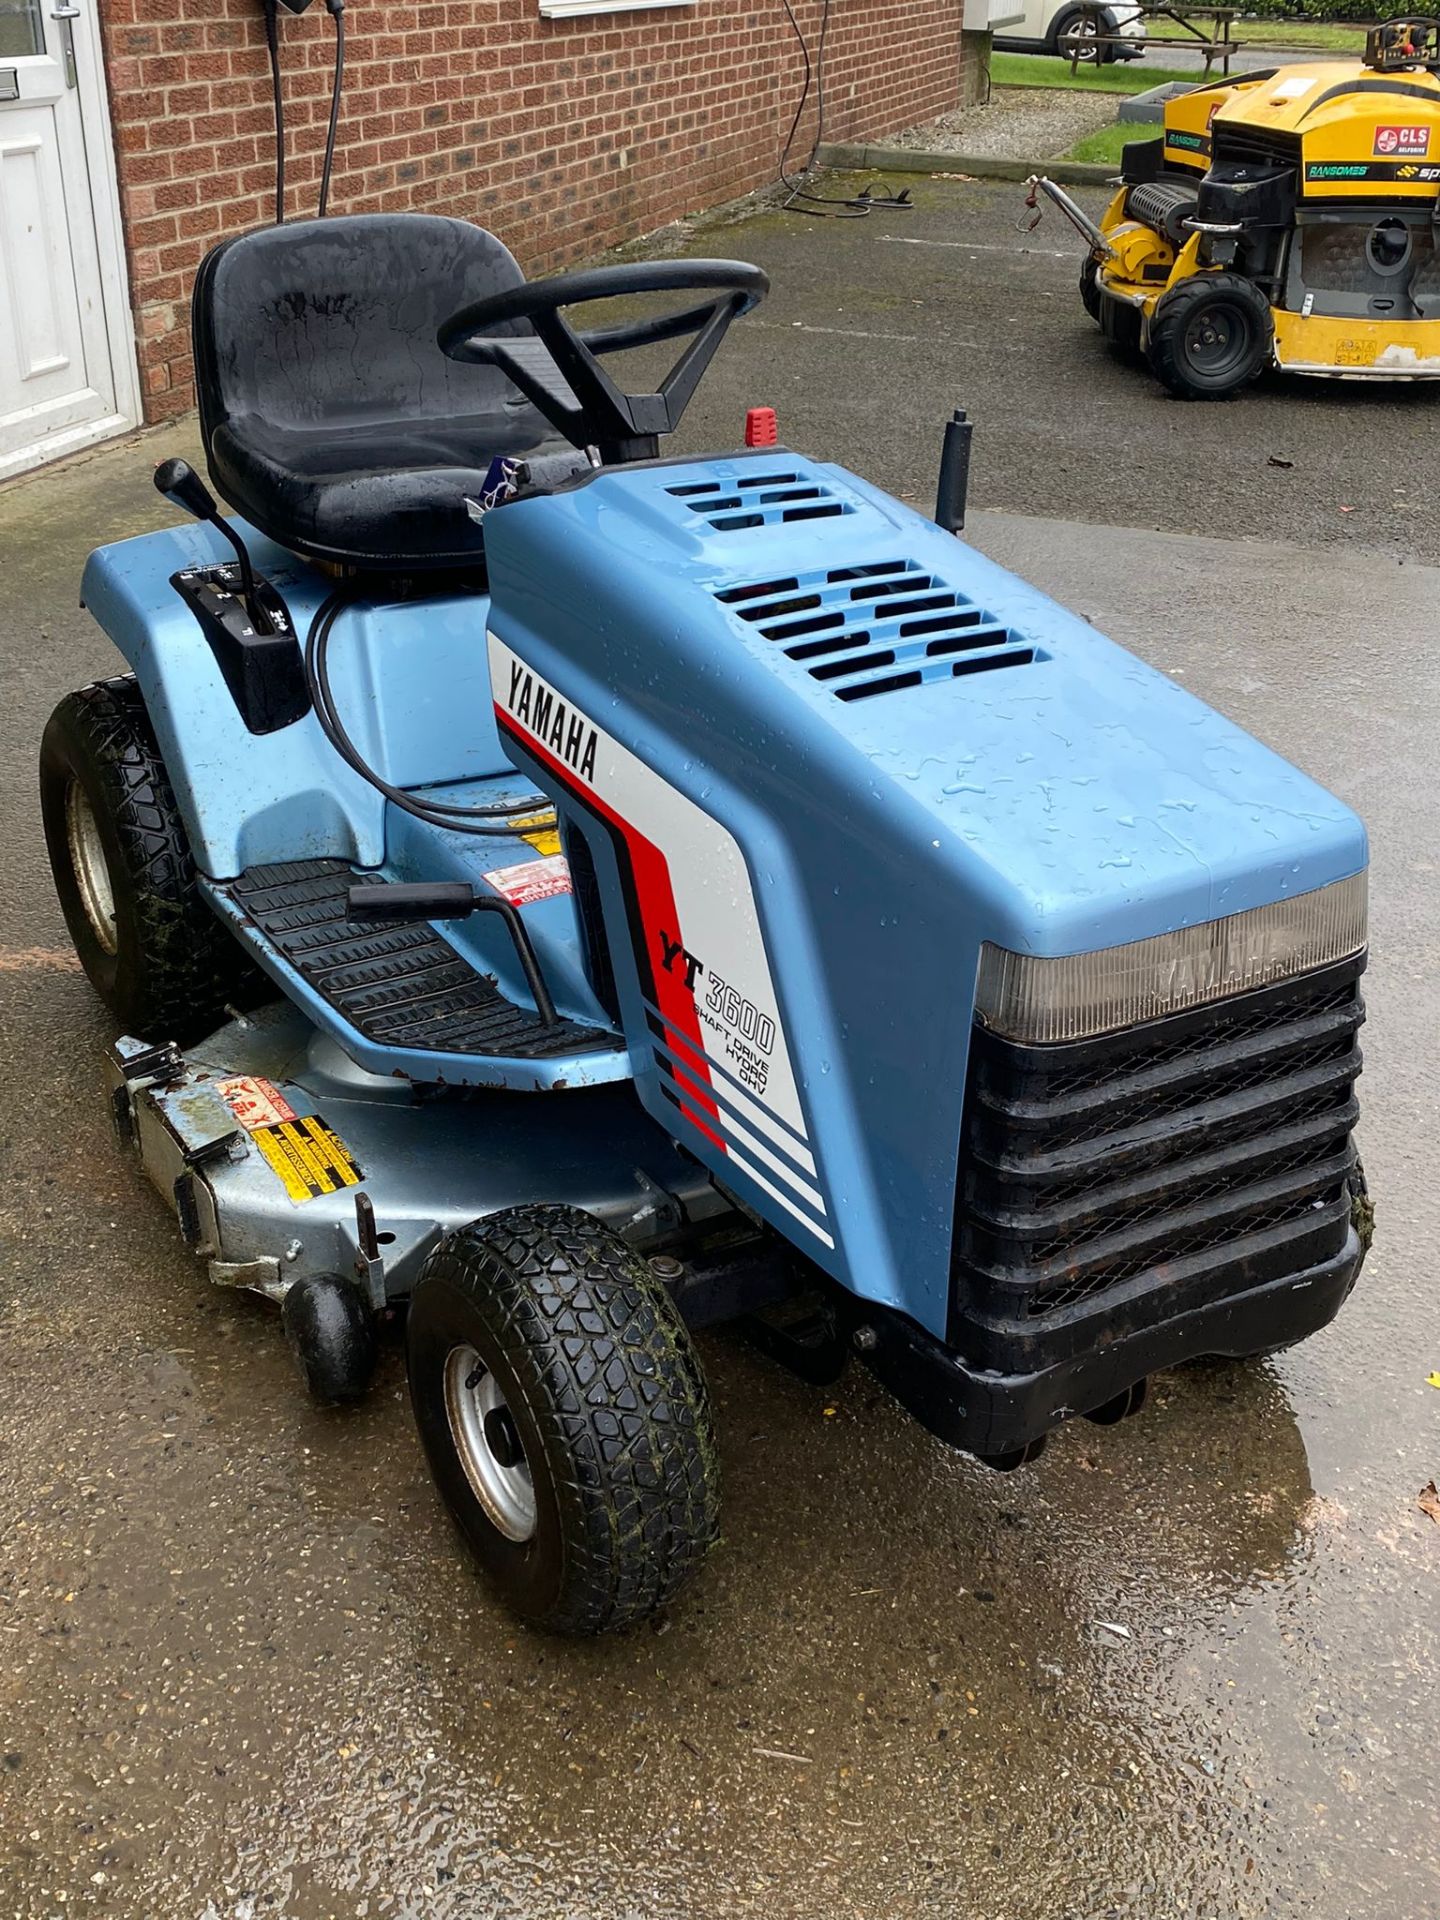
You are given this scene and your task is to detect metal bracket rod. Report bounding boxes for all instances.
[1025,175,1119,261]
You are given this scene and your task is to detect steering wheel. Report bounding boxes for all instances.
[437,259,770,460]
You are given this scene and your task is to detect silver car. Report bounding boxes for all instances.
[994,0,1148,62]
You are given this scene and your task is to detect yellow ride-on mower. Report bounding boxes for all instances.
[1034,17,1440,397]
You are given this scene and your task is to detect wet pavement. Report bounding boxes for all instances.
[2,178,1438,1919]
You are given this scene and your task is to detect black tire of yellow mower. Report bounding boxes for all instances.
[1147,272,1273,401]
[1080,257,1103,325]
[1082,259,1142,356]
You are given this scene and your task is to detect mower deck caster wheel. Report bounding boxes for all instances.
[406,1204,720,1636]
[282,1274,378,1405]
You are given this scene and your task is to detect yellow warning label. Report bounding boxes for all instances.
[251,1114,363,1206]
[509,809,562,858]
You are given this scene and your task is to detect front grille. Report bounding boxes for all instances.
[1210,124,1302,173]
[951,957,1364,1360]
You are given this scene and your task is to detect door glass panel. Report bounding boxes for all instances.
[0,0,44,58]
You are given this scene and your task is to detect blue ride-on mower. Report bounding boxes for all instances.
[41,215,1373,1633]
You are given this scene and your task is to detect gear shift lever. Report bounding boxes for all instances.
[154,458,275,636]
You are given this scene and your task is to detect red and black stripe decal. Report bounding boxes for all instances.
[494,704,723,1138]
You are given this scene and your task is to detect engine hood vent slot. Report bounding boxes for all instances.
[1210,123,1302,172]
[667,470,853,533]
[714,558,1043,702]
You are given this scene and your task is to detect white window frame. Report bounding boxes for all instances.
[538,0,694,17]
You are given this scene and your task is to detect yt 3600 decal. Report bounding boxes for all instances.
[489,633,831,1248]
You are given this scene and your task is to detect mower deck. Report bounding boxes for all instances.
[107,1002,730,1309]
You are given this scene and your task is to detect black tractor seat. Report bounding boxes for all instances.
[192,214,563,573]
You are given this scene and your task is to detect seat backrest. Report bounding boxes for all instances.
[193,214,531,439]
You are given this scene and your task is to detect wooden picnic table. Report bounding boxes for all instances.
[1059,2,1243,78]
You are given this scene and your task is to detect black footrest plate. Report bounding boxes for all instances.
[222,860,609,1061]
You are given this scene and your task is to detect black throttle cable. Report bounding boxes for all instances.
[304,594,556,839]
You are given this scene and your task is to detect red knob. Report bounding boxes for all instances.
[744,406,778,448]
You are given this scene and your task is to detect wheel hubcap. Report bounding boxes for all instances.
[443,1345,537,1542]
[65,781,117,955]
[1184,304,1250,377]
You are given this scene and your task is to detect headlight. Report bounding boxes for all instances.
[975,870,1367,1046]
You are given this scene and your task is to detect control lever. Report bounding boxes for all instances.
[154,458,275,636]
[346,883,479,921]
[345,883,561,1028]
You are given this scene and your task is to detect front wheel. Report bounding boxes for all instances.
[406,1205,720,1635]
[1146,272,1273,400]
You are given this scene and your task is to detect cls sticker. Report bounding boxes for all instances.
[1375,124,1429,157]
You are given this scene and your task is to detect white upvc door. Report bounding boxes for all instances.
[0,0,138,480]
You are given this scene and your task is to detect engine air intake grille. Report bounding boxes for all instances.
[666,471,853,532]
[951,957,1364,1358]
[713,558,1041,703]
[1211,124,1302,172]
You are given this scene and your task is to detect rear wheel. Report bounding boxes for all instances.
[1146,272,1273,400]
[39,676,266,1041]
[406,1204,720,1635]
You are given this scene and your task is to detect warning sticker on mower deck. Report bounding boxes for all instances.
[215,1075,297,1131]
[482,854,573,907]
[251,1114,363,1206]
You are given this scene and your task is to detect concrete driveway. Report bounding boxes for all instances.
[1,177,1437,1920]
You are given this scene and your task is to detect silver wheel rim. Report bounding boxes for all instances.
[443,1345,537,1542]
[65,781,118,956]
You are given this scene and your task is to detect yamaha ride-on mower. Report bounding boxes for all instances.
[41,215,1373,1634]
[1035,16,1440,397]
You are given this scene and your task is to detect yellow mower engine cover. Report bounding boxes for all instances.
[1084,16,1440,397]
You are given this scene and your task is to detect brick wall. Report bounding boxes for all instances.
[97,0,965,421]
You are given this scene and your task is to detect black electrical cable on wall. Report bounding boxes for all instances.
[777,0,913,218]
[264,0,287,222]
[318,0,346,217]
[778,0,868,216]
